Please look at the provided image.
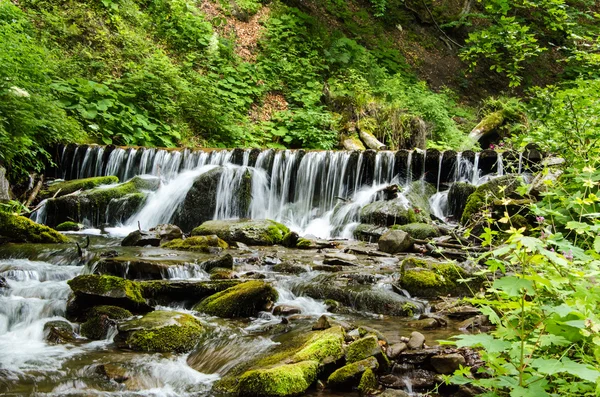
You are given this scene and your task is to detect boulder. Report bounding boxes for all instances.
[360,198,428,227]
[121,230,161,247]
[96,363,129,383]
[238,361,319,397]
[353,223,390,242]
[115,310,203,353]
[387,342,407,359]
[192,219,290,246]
[447,183,476,220]
[161,235,229,252]
[327,356,379,390]
[150,224,183,243]
[400,257,485,297]
[139,279,240,306]
[66,275,151,318]
[193,281,278,318]
[323,252,358,267]
[80,305,133,340]
[41,176,119,199]
[43,320,77,344]
[358,368,379,395]
[106,193,147,225]
[407,331,425,349]
[0,276,8,288]
[461,174,525,224]
[55,221,84,232]
[312,314,331,330]
[93,257,204,280]
[282,231,300,248]
[346,335,389,369]
[378,230,413,254]
[45,176,157,227]
[202,254,234,272]
[430,353,466,374]
[0,212,68,244]
[394,223,439,240]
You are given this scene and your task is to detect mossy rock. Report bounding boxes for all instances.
[272,262,308,274]
[210,267,236,280]
[41,176,119,199]
[162,235,229,252]
[447,182,476,220]
[400,257,484,297]
[405,179,437,212]
[43,320,77,344]
[393,223,439,240]
[80,305,133,340]
[346,335,387,366]
[353,223,389,242]
[0,212,68,244]
[67,274,151,317]
[216,327,345,395]
[461,175,525,224]
[357,368,379,395]
[55,221,84,232]
[115,310,203,353]
[192,219,290,246]
[139,279,240,306]
[193,280,278,318]
[296,238,315,249]
[360,198,429,227]
[328,356,379,390]
[237,361,319,397]
[45,177,155,227]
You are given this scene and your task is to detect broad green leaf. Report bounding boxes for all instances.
[493,276,534,297]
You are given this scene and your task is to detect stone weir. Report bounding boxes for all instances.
[51,144,543,187]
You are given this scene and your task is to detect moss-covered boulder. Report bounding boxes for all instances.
[115,310,203,353]
[461,175,525,224]
[400,257,485,297]
[214,327,345,396]
[360,199,428,227]
[43,320,78,344]
[41,176,119,199]
[393,223,439,240]
[0,212,68,244]
[192,219,290,246]
[447,183,476,220]
[328,356,379,390]
[162,235,229,252]
[358,368,379,395]
[139,279,240,306]
[210,267,237,280]
[193,280,278,318]
[45,176,157,227]
[55,221,84,232]
[346,335,389,369]
[66,274,151,317]
[80,305,133,340]
[121,230,161,247]
[237,361,319,397]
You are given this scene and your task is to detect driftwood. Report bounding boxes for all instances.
[358,129,387,150]
[469,111,504,142]
[25,175,44,208]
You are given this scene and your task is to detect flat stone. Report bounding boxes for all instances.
[323,253,358,267]
[430,353,466,374]
[407,317,442,330]
[273,305,302,316]
[407,331,425,350]
[387,342,407,359]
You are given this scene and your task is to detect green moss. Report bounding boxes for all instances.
[237,361,319,397]
[193,280,278,318]
[80,305,132,340]
[461,175,525,224]
[210,267,236,280]
[139,279,240,302]
[357,368,378,395]
[461,190,485,224]
[192,219,290,246]
[0,212,68,243]
[55,221,83,231]
[346,335,380,364]
[393,222,439,239]
[117,311,203,353]
[293,326,345,362]
[400,258,484,297]
[68,275,145,304]
[327,357,379,389]
[42,176,119,198]
[162,235,229,252]
[296,238,313,249]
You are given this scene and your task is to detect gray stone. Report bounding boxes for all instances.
[380,389,410,397]
[387,342,407,359]
[378,230,413,254]
[43,320,77,344]
[323,252,358,267]
[430,353,466,374]
[312,314,331,330]
[121,230,161,247]
[151,224,183,243]
[273,305,302,316]
[407,331,425,349]
[0,166,11,201]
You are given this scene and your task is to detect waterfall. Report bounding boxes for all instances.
[472,152,480,184]
[497,152,504,176]
[405,150,413,185]
[436,152,443,192]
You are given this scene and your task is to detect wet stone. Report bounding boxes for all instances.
[43,320,77,344]
[380,389,410,397]
[273,305,302,316]
[430,353,466,374]
[407,317,443,330]
[312,314,331,330]
[121,230,161,247]
[407,331,426,350]
[387,342,407,359]
[378,230,413,254]
[96,363,129,383]
[323,252,358,267]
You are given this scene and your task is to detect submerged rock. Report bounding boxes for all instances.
[192,219,290,246]
[378,229,413,254]
[80,305,133,340]
[193,280,278,318]
[0,212,68,244]
[161,235,229,252]
[66,274,151,317]
[43,320,77,344]
[115,310,203,353]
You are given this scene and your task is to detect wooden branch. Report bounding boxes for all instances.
[25,175,44,208]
